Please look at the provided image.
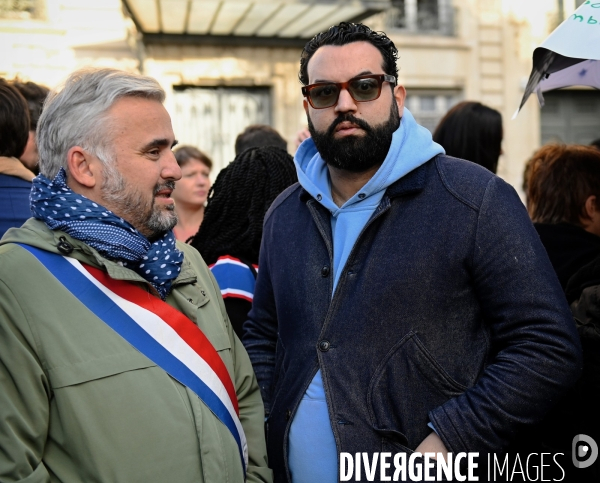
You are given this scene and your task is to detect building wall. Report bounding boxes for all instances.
[0,0,139,85]
[143,43,306,161]
[367,0,561,193]
[0,0,570,192]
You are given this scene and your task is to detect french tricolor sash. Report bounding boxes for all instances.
[18,244,248,473]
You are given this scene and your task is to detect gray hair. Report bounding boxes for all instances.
[37,68,165,179]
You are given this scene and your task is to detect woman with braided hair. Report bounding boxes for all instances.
[190,145,297,338]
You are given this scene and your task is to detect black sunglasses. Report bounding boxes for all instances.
[301,74,396,109]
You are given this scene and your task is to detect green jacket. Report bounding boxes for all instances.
[0,219,272,483]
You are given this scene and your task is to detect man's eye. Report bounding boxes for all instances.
[313,85,337,98]
[355,80,377,91]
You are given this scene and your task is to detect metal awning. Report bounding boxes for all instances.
[123,0,391,46]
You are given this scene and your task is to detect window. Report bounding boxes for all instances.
[419,95,437,112]
[540,90,600,145]
[387,0,454,35]
[405,90,461,133]
[171,86,272,174]
[0,0,44,20]
[416,0,440,30]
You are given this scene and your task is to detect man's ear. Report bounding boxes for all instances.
[581,195,600,237]
[394,85,406,117]
[584,195,599,221]
[66,146,98,189]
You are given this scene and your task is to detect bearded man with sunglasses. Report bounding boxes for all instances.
[243,23,581,482]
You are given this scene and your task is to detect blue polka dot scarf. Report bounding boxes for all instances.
[30,168,184,300]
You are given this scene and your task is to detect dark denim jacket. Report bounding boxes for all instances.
[243,156,582,482]
[0,174,31,239]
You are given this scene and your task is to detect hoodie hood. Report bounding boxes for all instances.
[294,107,444,293]
[294,107,444,214]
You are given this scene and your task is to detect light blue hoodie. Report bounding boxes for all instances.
[288,108,444,483]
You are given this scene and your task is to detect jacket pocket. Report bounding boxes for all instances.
[206,331,232,352]
[368,331,467,449]
[376,427,414,455]
[48,352,156,389]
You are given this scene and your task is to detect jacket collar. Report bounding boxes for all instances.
[0,219,197,293]
[385,156,430,199]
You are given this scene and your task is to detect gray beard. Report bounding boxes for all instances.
[101,164,178,239]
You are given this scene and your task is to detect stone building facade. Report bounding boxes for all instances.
[1,0,597,191]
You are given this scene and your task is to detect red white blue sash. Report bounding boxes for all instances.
[18,244,248,473]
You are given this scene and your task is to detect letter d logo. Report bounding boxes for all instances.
[572,434,598,469]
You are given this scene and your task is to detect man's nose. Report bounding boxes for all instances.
[335,88,358,113]
[162,151,182,181]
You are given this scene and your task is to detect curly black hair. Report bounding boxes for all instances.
[299,22,399,86]
[190,146,297,266]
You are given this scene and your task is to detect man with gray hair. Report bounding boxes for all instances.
[0,68,271,483]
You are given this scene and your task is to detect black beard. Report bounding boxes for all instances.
[307,101,400,173]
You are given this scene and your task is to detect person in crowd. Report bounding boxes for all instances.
[0,78,35,238]
[521,153,534,199]
[539,251,600,482]
[432,101,503,173]
[235,124,288,155]
[563,253,600,480]
[191,146,297,339]
[591,137,600,150]
[0,68,271,483]
[171,145,212,242]
[527,144,600,289]
[243,22,581,482]
[12,80,50,173]
[526,143,600,481]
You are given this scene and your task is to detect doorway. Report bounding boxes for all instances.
[171,86,272,174]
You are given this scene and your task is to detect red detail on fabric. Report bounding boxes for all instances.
[82,264,239,415]
[208,255,243,268]
[222,293,253,302]
[208,255,258,272]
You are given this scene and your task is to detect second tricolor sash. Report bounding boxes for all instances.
[18,244,248,474]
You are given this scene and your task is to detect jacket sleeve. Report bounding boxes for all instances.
[242,227,278,414]
[428,176,583,453]
[207,270,273,483]
[0,278,51,482]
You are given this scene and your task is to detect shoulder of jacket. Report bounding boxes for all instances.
[264,182,302,225]
[177,241,211,272]
[433,154,498,211]
[0,174,32,188]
